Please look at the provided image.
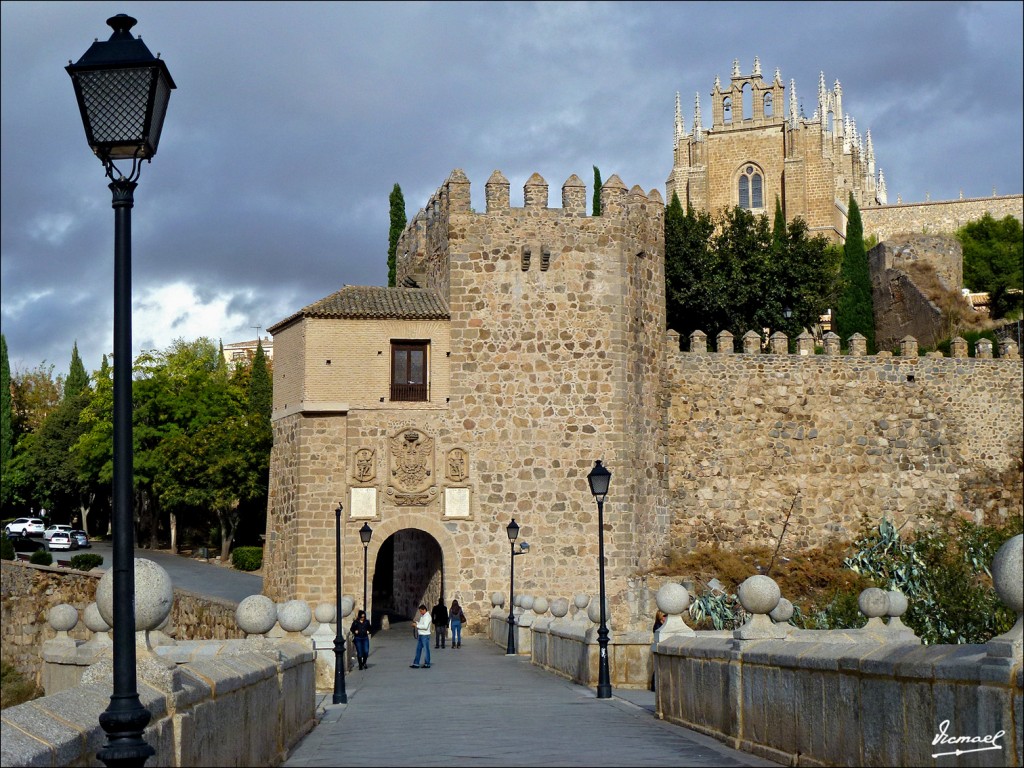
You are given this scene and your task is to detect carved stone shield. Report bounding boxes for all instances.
[353,448,375,483]
[389,429,434,494]
[446,448,468,482]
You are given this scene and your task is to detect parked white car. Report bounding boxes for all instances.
[5,518,45,537]
[43,524,74,541]
[47,530,78,551]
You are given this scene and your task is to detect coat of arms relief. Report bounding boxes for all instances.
[387,428,435,506]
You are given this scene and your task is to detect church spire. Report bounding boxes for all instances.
[732,59,741,78]
[877,169,888,205]
[675,91,685,142]
[693,91,703,140]
[753,56,762,77]
[789,78,799,128]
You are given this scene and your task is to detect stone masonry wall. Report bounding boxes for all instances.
[860,194,1024,242]
[662,344,1023,554]
[1,561,246,686]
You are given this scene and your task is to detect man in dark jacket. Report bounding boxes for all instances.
[431,598,450,648]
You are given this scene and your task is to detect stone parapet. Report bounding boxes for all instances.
[0,640,315,768]
[654,636,1021,767]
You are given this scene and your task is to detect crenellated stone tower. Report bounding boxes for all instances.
[263,169,666,629]
[667,57,886,241]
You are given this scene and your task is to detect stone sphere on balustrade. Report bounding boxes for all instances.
[656,582,690,615]
[769,597,794,623]
[84,602,110,633]
[550,598,569,618]
[278,600,312,633]
[97,557,173,631]
[521,595,535,611]
[992,534,1023,615]
[858,588,890,619]
[574,594,590,611]
[586,598,611,627]
[491,592,505,608]
[737,575,781,615]
[886,590,908,618]
[236,595,277,635]
[533,596,549,615]
[513,594,522,608]
[341,595,355,618]
[314,602,336,625]
[48,604,78,633]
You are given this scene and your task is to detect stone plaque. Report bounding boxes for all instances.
[444,487,470,518]
[446,448,468,482]
[353,448,375,483]
[350,487,377,519]
[389,429,434,493]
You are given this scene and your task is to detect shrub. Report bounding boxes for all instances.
[70,553,104,571]
[814,514,1022,644]
[1,660,43,710]
[231,546,263,572]
[29,549,52,566]
[0,534,13,561]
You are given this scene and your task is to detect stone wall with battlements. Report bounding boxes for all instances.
[660,334,1023,555]
[860,194,1023,242]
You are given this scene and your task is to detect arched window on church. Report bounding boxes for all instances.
[738,165,763,210]
[723,96,732,125]
[763,92,773,117]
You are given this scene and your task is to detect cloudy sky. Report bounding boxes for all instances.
[2,1,1022,374]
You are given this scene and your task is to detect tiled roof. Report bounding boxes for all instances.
[268,286,449,333]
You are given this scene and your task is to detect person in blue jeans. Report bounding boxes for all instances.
[449,599,466,648]
[410,604,432,668]
[350,610,371,669]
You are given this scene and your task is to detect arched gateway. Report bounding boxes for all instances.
[368,523,450,629]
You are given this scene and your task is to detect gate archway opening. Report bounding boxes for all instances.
[370,527,443,631]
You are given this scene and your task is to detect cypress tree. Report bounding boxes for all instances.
[1,334,12,469]
[248,341,272,419]
[64,342,89,401]
[772,196,786,254]
[834,194,875,351]
[592,166,602,216]
[387,183,407,287]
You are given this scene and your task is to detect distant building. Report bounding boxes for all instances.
[222,336,273,368]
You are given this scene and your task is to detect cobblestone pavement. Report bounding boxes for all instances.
[285,628,776,767]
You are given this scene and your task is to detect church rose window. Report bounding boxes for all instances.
[738,165,763,210]
[391,341,429,401]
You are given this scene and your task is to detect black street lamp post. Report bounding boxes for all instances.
[333,503,348,705]
[359,522,373,614]
[504,519,530,655]
[67,15,174,767]
[587,460,613,699]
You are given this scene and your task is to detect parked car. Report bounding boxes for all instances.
[43,524,74,541]
[70,529,90,548]
[46,530,78,551]
[5,517,45,537]
[11,535,45,553]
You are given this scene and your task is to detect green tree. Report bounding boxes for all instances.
[957,213,1024,320]
[665,198,838,348]
[664,193,717,343]
[1,335,13,510]
[64,342,89,400]
[834,194,875,350]
[247,341,272,418]
[387,183,406,287]
[592,166,602,216]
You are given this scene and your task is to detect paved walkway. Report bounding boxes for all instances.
[285,628,775,768]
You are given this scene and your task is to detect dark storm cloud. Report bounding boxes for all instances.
[2,1,1021,373]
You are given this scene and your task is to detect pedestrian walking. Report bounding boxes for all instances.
[432,598,450,648]
[410,604,432,668]
[350,610,371,670]
[449,599,466,648]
